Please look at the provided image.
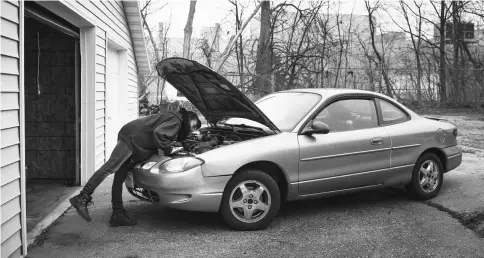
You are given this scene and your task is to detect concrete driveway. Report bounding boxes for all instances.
[27,153,484,258]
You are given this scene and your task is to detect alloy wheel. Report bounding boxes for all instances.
[418,160,440,193]
[229,180,272,223]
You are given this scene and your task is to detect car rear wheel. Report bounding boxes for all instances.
[220,169,280,230]
[405,153,444,200]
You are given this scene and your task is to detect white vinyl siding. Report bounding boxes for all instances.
[62,1,139,167]
[1,1,23,257]
[2,1,145,257]
[95,28,106,169]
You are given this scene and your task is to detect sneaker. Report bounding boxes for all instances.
[69,193,94,222]
[109,208,137,227]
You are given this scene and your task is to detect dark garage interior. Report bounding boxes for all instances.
[23,2,81,231]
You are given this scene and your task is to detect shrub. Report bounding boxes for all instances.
[138,97,205,124]
[138,95,161,116]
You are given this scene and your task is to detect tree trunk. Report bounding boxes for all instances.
[234,1,245,89]
[439,0,447,103]
[415,53,422,103]
[365,1,393,97]
[254,0,272,98]
[141,12,160,63]
[183,0,197,59]
[320,34,326,88]
[334,13,343,88]
[139,1,163,103]
[452,0,459,104]
[400,1,423,103]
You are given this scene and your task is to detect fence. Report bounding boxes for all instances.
[222,67,484,106]
[141,65,484,109]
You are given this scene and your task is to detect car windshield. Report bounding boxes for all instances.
[223,92,322,132]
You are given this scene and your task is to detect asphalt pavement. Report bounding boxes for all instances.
[27,153,484,258]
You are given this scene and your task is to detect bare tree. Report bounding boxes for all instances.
[253,0,273,98]
[139,0,168,103]
[429,0,451,103]
[196,24,221,68]
[215,1,262,72]
[160,0,483,106]
[365,0,393,97]
[229,0,247,89]
[399,0,423,103]
[183,0,197,58]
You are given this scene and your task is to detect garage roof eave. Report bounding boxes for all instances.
[123,1,151,75]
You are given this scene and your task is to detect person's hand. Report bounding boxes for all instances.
[208,137,220,147]
[171,141,183,147]
[206,135,223,147]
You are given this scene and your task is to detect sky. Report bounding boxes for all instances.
[145,0,375,39]
[145,0,239,39]
[144,0,483,42]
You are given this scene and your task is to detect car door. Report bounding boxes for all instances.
[375,98,425,182]
[298,98,391,196]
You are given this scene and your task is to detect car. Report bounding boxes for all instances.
[124,57,462,231]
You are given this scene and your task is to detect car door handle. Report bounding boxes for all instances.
[371,137,384,145]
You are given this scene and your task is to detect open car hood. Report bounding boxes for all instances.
[156,58,279,132]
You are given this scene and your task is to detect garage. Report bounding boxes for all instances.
[1,1,149,256]
[23,1,81,232]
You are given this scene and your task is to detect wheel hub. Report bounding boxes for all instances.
[419,160,440,193]
[229,180,272,223]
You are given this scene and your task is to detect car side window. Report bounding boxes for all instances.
[311,99,378,133]
[377,99,408,125]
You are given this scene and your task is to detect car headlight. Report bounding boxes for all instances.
[159,157,204,173]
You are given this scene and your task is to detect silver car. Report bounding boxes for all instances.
[125,58,462,230]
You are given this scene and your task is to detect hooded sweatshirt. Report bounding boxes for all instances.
[117,111,184,162]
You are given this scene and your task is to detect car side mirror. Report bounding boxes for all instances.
[302,121,330,135]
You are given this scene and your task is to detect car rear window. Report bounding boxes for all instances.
[378,99,408,125]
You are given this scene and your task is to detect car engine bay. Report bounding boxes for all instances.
[172,126,268,156]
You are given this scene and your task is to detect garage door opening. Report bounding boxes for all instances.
[23,2,81,232]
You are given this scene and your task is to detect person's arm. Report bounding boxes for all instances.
[153,116,182,155]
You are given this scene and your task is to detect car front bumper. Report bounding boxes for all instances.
[125,165,231,212]
[442,145,462,172]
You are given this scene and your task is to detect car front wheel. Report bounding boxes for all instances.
[220,169,280,230]
[405,153,444,200]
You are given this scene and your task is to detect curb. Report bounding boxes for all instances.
[27,187,81,248]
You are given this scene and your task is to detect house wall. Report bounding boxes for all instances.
[1,1,142,256]
[1,0,25,257]
[60,1,139,169]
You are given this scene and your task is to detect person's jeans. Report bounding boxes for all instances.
[81,140,134,209]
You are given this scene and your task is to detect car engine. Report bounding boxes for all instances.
[174,127,267,155]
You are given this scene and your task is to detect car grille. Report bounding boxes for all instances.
[126,186,160,203]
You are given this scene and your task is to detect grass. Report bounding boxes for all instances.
[413,107,484,150]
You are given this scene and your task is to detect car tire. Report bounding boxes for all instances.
[220,169,281,231]
[405,153,444,200]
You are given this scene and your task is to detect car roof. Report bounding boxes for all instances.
[274,88,419,119]
[278,88,387,99]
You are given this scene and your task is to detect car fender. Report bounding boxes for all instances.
[197,132,300,183]
[420,119,458,149]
